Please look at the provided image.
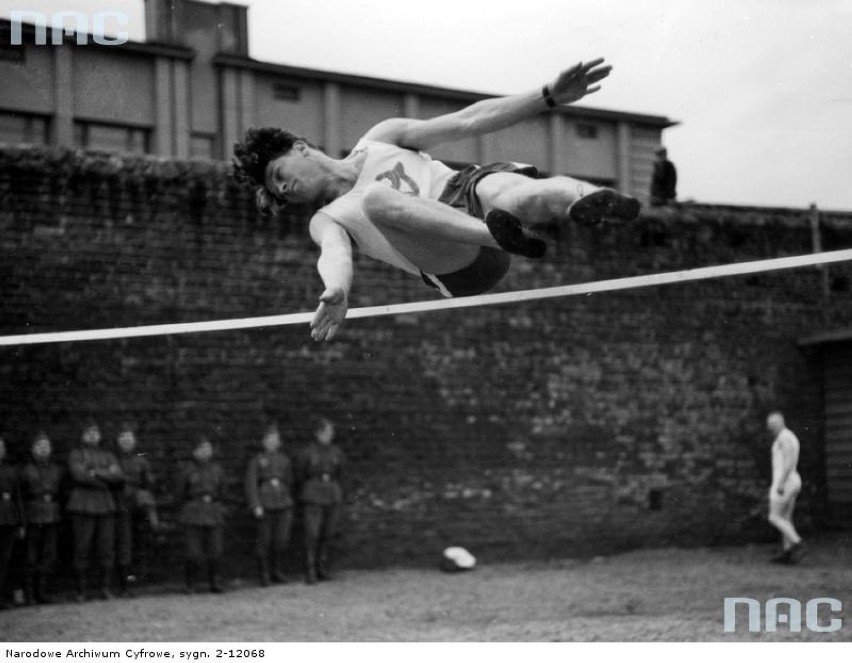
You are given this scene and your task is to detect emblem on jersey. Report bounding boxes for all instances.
[375,162,420,196]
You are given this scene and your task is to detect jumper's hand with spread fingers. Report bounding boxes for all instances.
[547,58,612,106]
[310,286,348,342]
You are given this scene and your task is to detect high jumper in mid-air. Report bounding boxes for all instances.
[232,58,641,342]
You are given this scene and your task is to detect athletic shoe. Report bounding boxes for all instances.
[485,209,547,258]
[787,542,809,565]
[770,548,792,564]
[568,188,641,226]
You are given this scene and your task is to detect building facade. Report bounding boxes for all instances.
[0,0,677,203]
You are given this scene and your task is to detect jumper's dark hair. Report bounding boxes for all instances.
[231,127,313,216]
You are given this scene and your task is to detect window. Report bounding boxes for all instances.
[191,133,217,159]
[0,111,50,145]
[272,83,301,101]
[74,121,150,154]
[575,123,599,139]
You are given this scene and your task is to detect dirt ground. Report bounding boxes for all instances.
[2,534,851,642]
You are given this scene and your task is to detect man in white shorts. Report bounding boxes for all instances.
[766,411,807,564]
[232,59,641,342]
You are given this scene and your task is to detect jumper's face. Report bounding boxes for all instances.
[194,441,213,462]
[264,142,325,206]
[117,431,137,454]
[82,425,101,446]
[32,436,52,461]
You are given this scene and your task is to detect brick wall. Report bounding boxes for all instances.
[2,146,852,579]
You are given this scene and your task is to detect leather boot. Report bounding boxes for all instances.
[74,571,87,603]
[316,545,332,581]
[208,560,225,594]
[305,549,317,585]
[99,568,114,600]
[23,573,36,606]
[118,566,135,598]
[34,573,53,605]
[184,561,197,595]
[271,554,287,584]
[257,556,271,587]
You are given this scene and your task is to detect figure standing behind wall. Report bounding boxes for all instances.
[650,145,677,206]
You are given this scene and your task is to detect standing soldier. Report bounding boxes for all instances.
[20,432,63,605]
[113,424,159,597]
[177,437,226,594]
[67,420,124,602]
[297,417,345,585]
[0,437,24,609]
[245,422,294,586]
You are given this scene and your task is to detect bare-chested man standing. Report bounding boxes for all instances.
[766,411,807,564]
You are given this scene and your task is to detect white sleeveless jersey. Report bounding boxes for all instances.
[319,139,457,275]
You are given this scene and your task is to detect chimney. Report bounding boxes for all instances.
[143,0,248,55]
[215,2,249,56]
[144,0,184,45]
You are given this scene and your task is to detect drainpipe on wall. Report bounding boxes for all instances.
[323,82,341,157]
[810,202,830,298]
[616,121,631,197]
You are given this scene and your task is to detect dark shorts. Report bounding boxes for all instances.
[421,162,540,297]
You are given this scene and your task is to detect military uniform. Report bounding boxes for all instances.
[177,458,226,593]
[67,445,124,600]
[0,460,22,608]
[296,442,344,583]
[245,450,294,585]
[113,451,156,596]
[19,458,62,604]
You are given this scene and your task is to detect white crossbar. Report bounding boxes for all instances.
[1,249,850,346]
